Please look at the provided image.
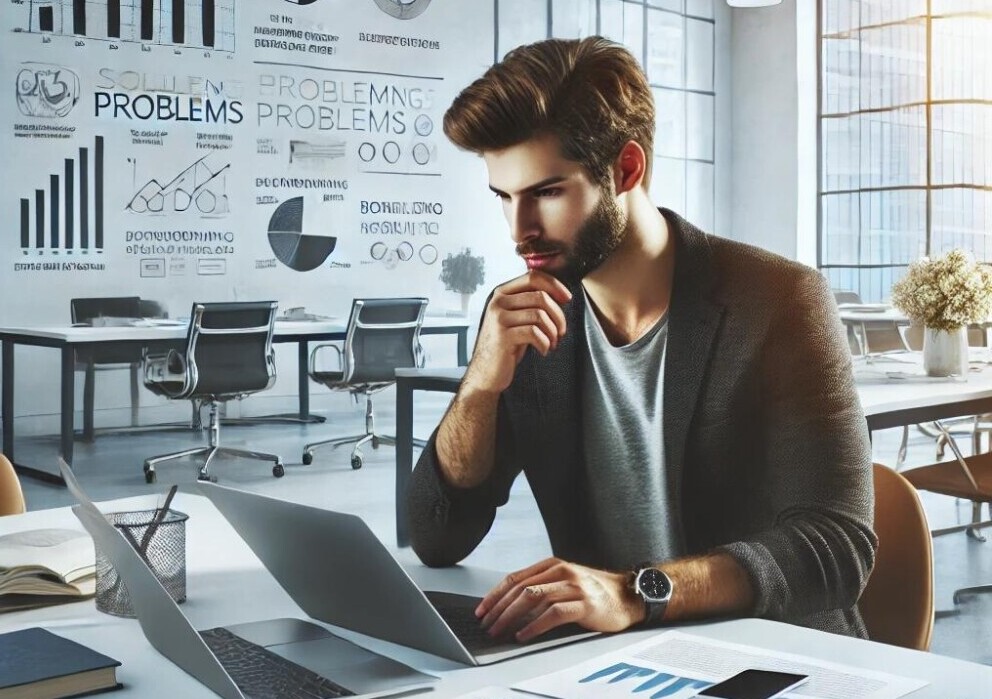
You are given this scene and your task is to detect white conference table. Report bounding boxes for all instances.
[856,354,992,432]
[0,317,469,484]
[2,493,990,698]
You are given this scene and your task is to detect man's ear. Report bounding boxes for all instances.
[614,140,646,194]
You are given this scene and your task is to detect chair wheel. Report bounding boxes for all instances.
[351,454,363,470]
[372,436,380,449]
[273,463,285,478]
[145,469,156,484]
[302,452,313,466]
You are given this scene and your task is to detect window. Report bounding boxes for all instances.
[495,0,717,231]
[819,0,992,302]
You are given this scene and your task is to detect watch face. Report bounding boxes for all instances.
[637,567,672,603]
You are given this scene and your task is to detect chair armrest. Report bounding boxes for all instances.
[309,343,343,376]
[144,348,187,386]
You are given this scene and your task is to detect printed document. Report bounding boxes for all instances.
[514,631,927,699]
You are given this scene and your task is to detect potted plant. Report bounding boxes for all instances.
[440,248,486,314]
[891,249,992,377]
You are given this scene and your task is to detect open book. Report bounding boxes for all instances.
[0,529,96,613]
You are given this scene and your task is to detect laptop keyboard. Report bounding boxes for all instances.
[199,627,355,699]
[424,590,589,654]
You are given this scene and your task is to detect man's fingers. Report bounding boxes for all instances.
[516,600,585,642]
[497,271,572,304]
[476,558,560,617]
[485,581,576,638]
[500,291,568,338]
[479,565,572,627]
[500,308,560,350]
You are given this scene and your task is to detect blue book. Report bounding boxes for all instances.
[0,627,121,699]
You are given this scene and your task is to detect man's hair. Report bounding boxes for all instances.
[443,36,655,187]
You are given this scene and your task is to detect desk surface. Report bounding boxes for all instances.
[838,307,909,324]
[856,355,992,430]
[0,316,470,344]
[2,495,990,698]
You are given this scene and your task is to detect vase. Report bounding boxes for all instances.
[922,326,968,378]
[459,292,471,316]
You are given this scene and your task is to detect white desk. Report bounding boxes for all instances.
[0,317,469,484]
[2,494,989,698]
[856,355,992,432]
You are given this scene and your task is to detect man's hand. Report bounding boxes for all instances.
[475,557,644,642]
[464,271,572,395]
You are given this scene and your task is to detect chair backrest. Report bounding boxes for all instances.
[71,297,144,364]
[0,454,26,516]
[859,463,934,651]
[138,298,168,319]
[70,296,141,324]
[863,322,909,354]
[184,301,278,399]
[342,298,428,384]
[832,290,862,305]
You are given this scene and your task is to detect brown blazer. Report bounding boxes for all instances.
[407,210,876,637]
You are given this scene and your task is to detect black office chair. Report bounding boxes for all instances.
[142,301,283,483]
[71,296,171,441]
[302,298,428,469]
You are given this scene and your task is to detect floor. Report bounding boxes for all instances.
[13,390,992,667]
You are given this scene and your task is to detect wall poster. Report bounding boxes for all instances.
[1,0,495,326]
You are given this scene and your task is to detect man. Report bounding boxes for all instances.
[407,36,875,643]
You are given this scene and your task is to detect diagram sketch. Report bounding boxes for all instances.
[14,0,236,52]
[267,196,337,272]
[127,154,231,217]
[372,0,432,20]
[16,63,80,118]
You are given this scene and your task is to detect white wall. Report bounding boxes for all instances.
[2,1,740,433]
[729,0,817,266]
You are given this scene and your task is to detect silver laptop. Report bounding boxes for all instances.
[198,482,597,666]
[61,462,434,699]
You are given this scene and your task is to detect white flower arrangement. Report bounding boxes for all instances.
[890,249,992,332]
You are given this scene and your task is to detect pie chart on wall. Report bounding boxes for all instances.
[266,196,337,272]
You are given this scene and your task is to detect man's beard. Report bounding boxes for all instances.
[517,191,627,284]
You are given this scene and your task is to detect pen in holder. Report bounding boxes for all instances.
[95,485,188,618]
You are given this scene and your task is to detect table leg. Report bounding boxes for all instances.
[2,340,13,460]
[298,340,310,420]
[457,328,468,366]
[61,345,74,466]
[395,377,414,547]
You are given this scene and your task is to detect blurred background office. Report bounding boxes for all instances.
[2,0,992,667]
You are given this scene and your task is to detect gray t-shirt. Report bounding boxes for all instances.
[581,292,680,570]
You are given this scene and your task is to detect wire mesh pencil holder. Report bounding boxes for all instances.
[95,508,189,618]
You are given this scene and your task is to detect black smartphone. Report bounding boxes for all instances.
[697,669,810,699]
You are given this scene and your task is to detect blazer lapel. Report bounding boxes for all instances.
[532,289,593,559]
[662,211,725,511]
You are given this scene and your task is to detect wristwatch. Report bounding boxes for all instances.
[632,564,673,626]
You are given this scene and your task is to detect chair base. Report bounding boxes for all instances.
[303,432,396,470]
[954,584,992,605]
[143,445,284,483]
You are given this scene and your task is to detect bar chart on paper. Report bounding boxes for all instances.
[18,135,105,255]
[13,0,236,52]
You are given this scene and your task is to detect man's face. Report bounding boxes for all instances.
[484,134,626,284]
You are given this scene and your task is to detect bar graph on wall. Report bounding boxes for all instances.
[19,135,105,255]
[16,0,235,52]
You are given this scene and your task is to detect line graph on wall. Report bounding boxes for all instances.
[13,0,236,52]
[18,135,105,255]
[126,153,231,217]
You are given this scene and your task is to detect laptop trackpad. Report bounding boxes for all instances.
[271,636,435,694]
[224,618,435,694]
[224,617,332,646]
